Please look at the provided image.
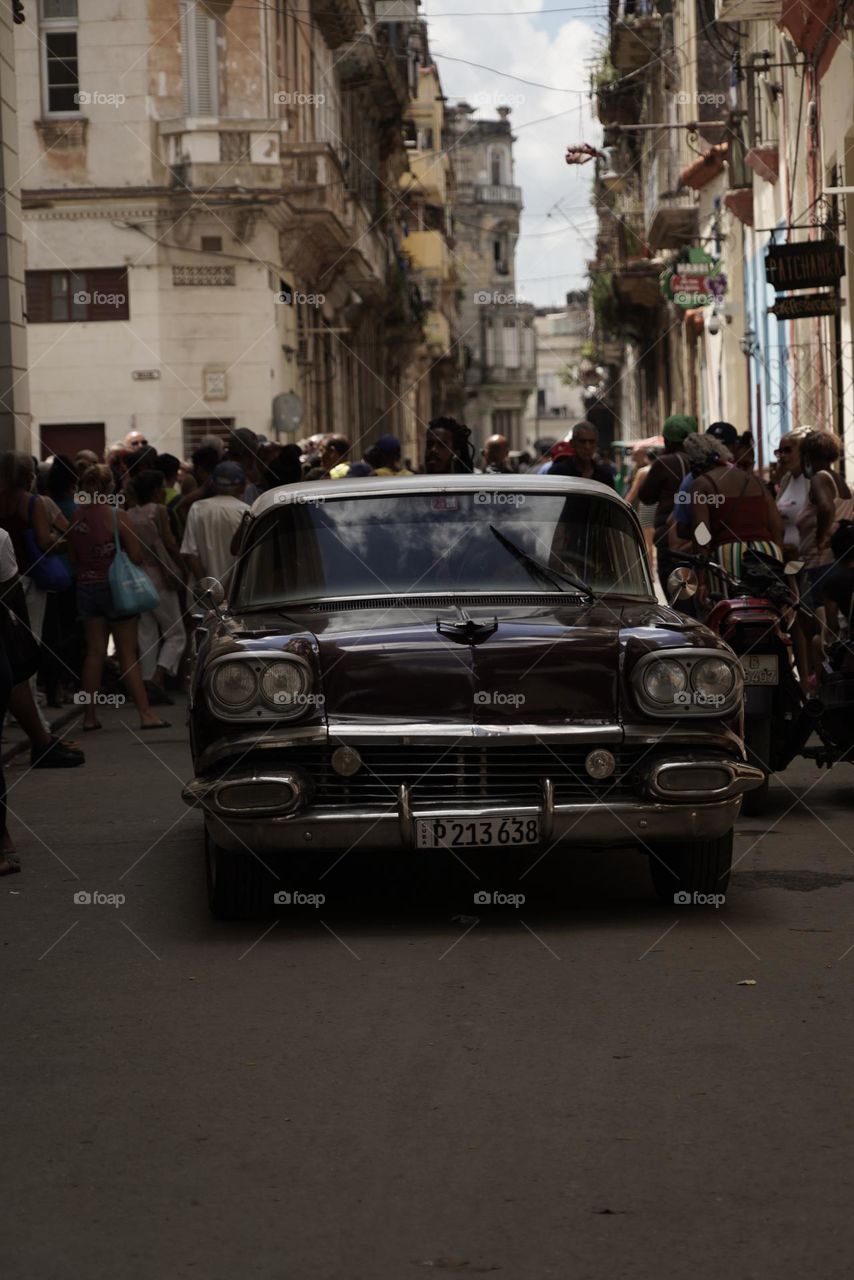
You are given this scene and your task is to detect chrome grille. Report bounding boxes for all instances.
[253,743,643,809]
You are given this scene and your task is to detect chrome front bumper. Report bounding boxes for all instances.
[182,756,763,854]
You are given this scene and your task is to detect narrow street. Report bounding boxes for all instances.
[4,699,854,1279]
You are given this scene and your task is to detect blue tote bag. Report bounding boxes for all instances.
[108,507,160,615]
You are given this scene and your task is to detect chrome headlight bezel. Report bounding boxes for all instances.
[632,648,742,718]
[205,653,318,722]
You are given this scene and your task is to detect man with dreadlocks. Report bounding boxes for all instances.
[424,417,476,475]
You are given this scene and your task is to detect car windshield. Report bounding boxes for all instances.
[231,490,652,607]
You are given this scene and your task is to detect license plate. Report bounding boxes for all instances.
[741,654,779,685]
[415,816,540,849]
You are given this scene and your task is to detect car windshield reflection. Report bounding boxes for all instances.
[231,491,652,607]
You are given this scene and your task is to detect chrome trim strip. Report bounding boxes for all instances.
[540,778,555,841]
[327,722,624,741]
[196,723,626,771]
[398,784,413,847]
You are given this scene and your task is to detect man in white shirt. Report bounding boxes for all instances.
[180,461,248,588]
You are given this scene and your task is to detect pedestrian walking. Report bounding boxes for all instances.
[180,461,248,589]
[126,469,187,705]
[67,465,170,732]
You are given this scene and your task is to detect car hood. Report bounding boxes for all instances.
[224,598,702,729]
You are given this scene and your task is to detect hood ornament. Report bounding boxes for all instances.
[436,608,498,646]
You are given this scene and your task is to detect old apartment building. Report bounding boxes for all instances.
[14,0,427,460]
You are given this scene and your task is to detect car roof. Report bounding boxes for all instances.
[251,472,624,517]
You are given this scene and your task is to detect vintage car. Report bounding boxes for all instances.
[183,474,763,917]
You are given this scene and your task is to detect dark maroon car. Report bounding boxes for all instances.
[183,474,762,917]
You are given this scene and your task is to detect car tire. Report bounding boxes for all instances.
[648,831,733,905]
[206,826,273,920]
[742,716,771,816]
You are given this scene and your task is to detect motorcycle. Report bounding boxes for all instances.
[666,536,854,814]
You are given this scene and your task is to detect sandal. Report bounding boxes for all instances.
[0,850,21,876]
[139,720,171,731]
[83,722,103,733]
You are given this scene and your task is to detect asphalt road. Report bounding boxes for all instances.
[4,699,854,1279]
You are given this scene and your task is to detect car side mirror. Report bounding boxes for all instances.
[785,560,803,575]
[667,567,699,602]
[695,520,712,547]
[198,576,225,611]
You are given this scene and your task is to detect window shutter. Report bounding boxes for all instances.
[181,1,218,117]
[25,272,53,323]
[86,268,129,321]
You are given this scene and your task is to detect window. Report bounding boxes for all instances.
[40,0,79,115]
[503,319,520,369]
[180,0,219,117]
[492,410,516,435]
[201,235,223,252]
[25,269,129,322]
[490,147,507,185]
[182,417,234,456]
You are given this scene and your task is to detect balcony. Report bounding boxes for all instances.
[612,259,662,310]
[475,184,523,207]
[158,118,284,191]
[402,229,453,279]
[611,1,661,74]
[403,150,449,204]
[715,0,781,18]
[280,143,352,230]
[424,309,452,356]
[644,147,698,251]
[309,0,364,49]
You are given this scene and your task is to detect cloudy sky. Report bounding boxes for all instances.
[421,0,608,309]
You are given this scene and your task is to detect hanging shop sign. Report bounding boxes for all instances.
[768,291,839,321]
[765,243,844,292]
[660,248,727,308]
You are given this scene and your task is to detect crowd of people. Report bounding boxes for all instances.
[2,411,851,875]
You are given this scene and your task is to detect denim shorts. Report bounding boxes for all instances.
[77,580,139,622]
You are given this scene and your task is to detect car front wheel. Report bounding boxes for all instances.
[647,831,733,906]
[206,827,273,920]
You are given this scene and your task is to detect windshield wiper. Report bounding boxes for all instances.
[488,526,596,598]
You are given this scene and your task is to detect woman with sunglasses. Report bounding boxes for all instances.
[774,429,813,557]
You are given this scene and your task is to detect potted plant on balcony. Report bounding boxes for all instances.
[592,55,641,128]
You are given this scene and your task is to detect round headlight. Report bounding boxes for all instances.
[692,657,737,702]
[259,660,311,712]
[642,659,688,705]
[211,661,258,710]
